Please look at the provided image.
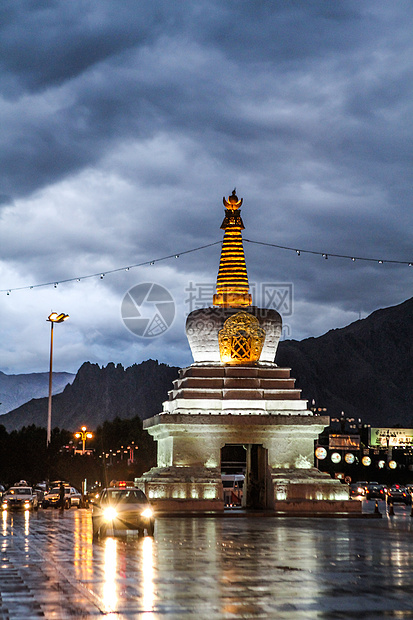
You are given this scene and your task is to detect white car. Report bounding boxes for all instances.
[42,486,82,508]
[2,485,39,511]
[91,485,154,538]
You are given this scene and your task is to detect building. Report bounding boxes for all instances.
[136,190,358,514]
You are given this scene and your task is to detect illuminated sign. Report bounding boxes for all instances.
[370,428,413,447]
[388,460,397,469]
[344,453,355,464]
[331,452,341,464]
[315,447,327,460]
[329,434,360,450]
[362,456,371,466]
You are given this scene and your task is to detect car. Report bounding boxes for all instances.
[42,485,82,508]
[365,484,386,501]
[386,485,412,505]
[91,484,154,538]
[349,483,366,499]
[2,485,39,511]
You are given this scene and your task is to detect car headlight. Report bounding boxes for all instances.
[141,508,153,519]
[103,507,118,521]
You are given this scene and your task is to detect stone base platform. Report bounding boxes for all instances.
[135,463,362,516]
[135,465,224,513]
[273,499,362,515]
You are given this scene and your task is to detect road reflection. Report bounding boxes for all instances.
[142,535,155,614]
[73,509,93,582]
[103,537,118,613]
[2,509,413,617]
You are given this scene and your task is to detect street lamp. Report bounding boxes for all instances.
[75,426,93,454]
[46,312,69,447]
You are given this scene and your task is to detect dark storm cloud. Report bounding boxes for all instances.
[1,0,410,201]
[0,0,412,373]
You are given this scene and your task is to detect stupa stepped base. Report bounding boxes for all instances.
[163,363,310,415]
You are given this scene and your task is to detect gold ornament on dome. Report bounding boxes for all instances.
[218,312,265,365]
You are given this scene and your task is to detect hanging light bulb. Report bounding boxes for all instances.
[296,250,301,256]
[100,273,105,279]
[322,254,328,260]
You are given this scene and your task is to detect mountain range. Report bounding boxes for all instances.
[1,297,412,431]
[275,297,413,428]
[0,360,179,432]
[0,371,74,415]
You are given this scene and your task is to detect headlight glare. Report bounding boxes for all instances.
[141,508,153,518]
[103,506,118,521]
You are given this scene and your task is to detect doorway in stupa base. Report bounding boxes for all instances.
[221,443,272,510]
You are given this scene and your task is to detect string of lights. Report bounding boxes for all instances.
[244,239,413,266]
[2,237,412,295]
[1,241,222,294]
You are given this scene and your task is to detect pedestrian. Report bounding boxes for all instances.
[59,482,65,511]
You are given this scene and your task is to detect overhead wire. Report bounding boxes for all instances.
[2,237,413,295]
[244,239,413,266]
[1,240,222,294]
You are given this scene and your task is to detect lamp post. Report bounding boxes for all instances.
[75,426,93,454]
[46,312,69,447]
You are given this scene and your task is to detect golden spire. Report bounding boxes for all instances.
[213,189,252,307]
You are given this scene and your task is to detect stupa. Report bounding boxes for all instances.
[136,191,359,515]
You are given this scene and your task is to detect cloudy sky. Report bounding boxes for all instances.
[1,0,412,375]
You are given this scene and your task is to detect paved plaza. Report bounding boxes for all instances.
[1,502,413,619]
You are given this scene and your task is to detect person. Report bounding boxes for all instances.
[59,482,65,511]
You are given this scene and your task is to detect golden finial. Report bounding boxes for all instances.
[213,190,252,308]
[223,189,243,211]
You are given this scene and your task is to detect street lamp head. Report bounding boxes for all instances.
[75,433,81,438]
[81,426,86,431]
[47,312,69,323]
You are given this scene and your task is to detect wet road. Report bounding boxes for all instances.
[1,502,413,619]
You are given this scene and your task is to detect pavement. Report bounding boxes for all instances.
[0,500,413,619]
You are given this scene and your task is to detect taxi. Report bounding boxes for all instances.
[91,481,154,538]
[42,484,82,508]
[2,481,39,511]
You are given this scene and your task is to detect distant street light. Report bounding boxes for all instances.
[47,312,69,447]
[75,426,93,454]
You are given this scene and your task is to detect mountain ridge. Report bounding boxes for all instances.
[275,297,413,427]
[0,359,179,432]
[0,371,75,415]
[2,297,413,431]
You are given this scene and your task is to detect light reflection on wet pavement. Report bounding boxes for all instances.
[1,501,413,618]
